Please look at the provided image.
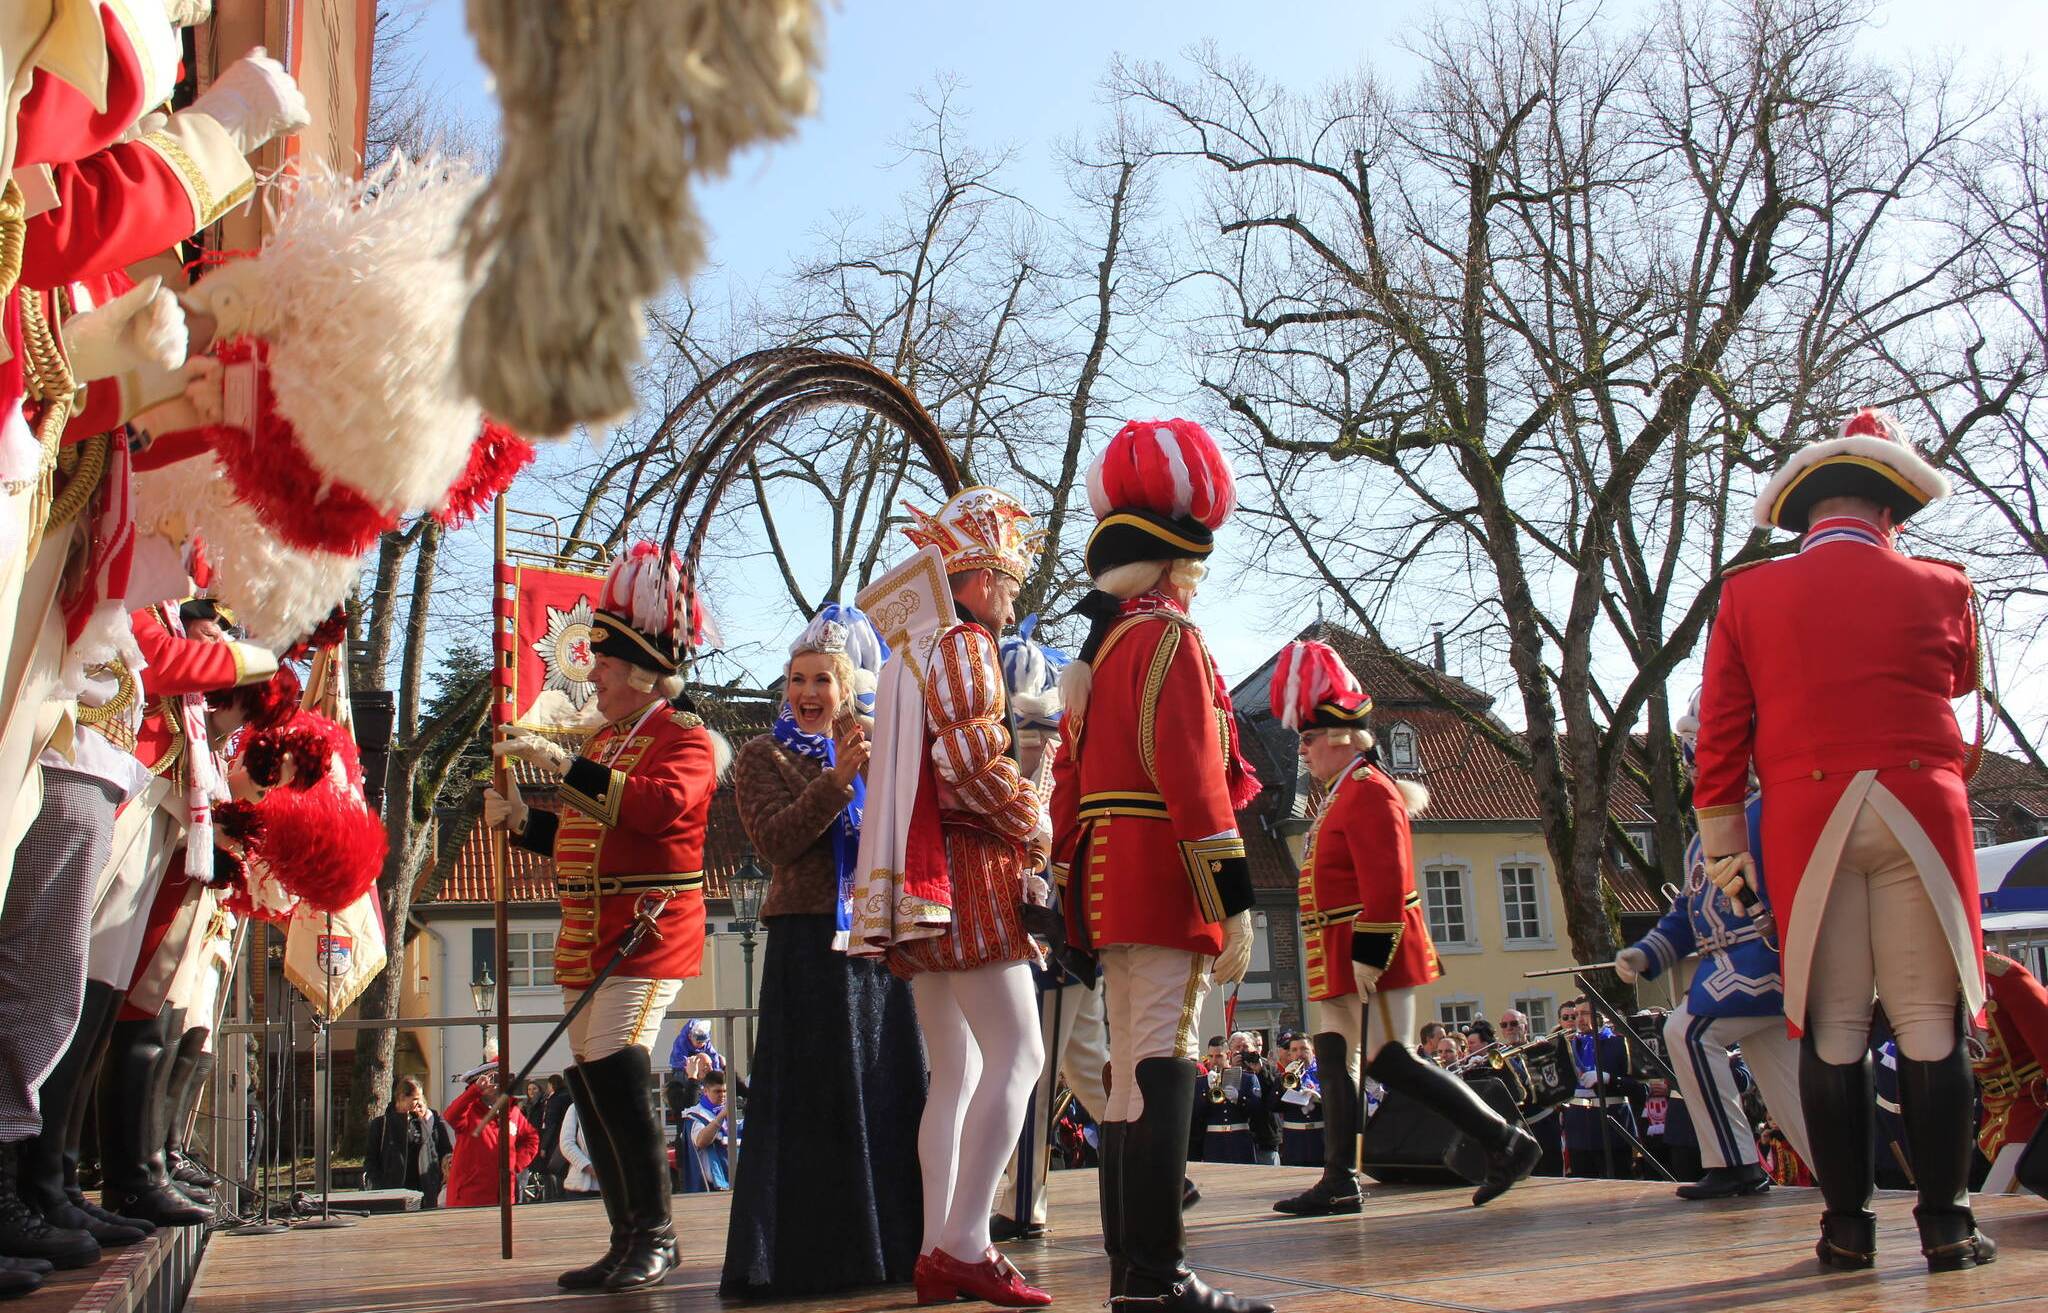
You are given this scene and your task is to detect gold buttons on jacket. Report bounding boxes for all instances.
[1909,759,1921,770]
[1811,770,1823,780]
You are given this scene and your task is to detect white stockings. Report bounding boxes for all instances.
[912,961,1044,1259]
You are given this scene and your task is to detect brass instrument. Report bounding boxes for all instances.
[1206,1068,1228,1103]
[1281,1059,1308,1091]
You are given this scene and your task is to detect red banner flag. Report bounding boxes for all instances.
[495,560,609,728]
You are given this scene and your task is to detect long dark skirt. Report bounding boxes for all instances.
[720,913,926,1298]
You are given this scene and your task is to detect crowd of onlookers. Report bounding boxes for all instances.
[362,1026,748,1209]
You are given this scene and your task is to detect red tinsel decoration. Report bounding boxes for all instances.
[285,606,349,662]
[215,799,266,846]
[241,710,354,790]
[434,419,536,528]
[254,785,386,914]
[201,337,400,555]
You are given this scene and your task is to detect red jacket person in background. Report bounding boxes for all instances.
[444,1067,539,1208]
[1049,418,1267,1313]
[486,542,723,1293]
[1269,641,1536,1219]
[1694,408,1991,1271]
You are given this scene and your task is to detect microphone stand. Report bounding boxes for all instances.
[296,913,362,1228]
[228,932,288,1235]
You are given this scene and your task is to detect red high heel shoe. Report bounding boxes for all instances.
[922,1247,1051,1308]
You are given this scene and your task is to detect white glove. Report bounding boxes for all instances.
[165,0,214,25]
[492,733,570,776]
[1024,872,1051,908]
[1352,961,1383,998]
[189,49,310,156]
[1614,946,1649,985]
[63,277,187,383]
[1706,852,1757,909]
[482,782,527,834]
[1211,910,1254,986]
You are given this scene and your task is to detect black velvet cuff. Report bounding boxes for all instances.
[515,809,559,855]
[1214,855,1254,920]
[1350,930,1398,970]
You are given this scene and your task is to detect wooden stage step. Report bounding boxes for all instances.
[183,1166,2046,1312]
[17,1222,202,1313]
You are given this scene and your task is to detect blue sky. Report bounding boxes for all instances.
[407,0,2048,732]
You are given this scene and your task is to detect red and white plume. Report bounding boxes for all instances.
[1087,418,1238,529]
[1270,639,1365,731]
[600,542,707,653]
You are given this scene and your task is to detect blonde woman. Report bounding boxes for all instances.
[720,606,925,1299]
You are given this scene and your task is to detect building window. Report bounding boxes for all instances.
[1422,866,1472,947]
[507,930,555,988]
[1512,995,1554,1034]
[1499,863,1548,945]
[1387,722,1420,772]
[1625,826,1654,862]
[1438,999,1478,1027]
[1973,822,1998,849]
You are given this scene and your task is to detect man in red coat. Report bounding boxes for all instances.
[1695,408,1991,1271]
[1975,952,2048,1194]
[1269,640,1536,1218]
[486,542,722,1293]
[1051,418,1269,1313]
[445,1067,540,1208]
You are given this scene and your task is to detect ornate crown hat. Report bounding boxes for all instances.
[1084,418,1238,578]
[791,602,890,711]
[591,541,706,675]
[1755,408,1951,533]
[1271,639,1372,732]
[901,486,1044,583]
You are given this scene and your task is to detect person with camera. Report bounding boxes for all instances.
[443,1065,540,1209]
[364,1077,453,1208]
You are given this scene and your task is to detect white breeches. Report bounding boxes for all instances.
[87,804,180,988]
[1663,1003,1810,1171]
[563,977,681,1063]
[997,978,1111,1225]
[912,961,1043,1259]
[1311,987,1418,1072]
[1100,945,1209,1124]
[1805,803,1963,1064]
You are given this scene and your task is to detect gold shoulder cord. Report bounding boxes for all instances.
[18,285,80,560]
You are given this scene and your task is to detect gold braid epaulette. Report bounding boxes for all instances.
[76,662,139,753]
[48,433,111,532]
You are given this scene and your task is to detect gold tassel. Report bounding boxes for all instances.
[18,289,79,562]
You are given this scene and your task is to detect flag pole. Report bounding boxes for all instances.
[491,494,514,1259]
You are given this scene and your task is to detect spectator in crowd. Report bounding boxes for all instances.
[363,1077,453,1207]
[680,1072,738,1193]
[667,1018,726,1080]
[1418,1021,1447,1051]
[558,1096,600,1199]
[1498,1010,1531,1041]
[1233,1032,1285,1167]
[1464,1020,1496,1055]
[444,1066,541,1208]
[538,1074,573,1201]
[521,1079,548,1127]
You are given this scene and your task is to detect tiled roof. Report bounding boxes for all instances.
[1233,621,1495,712]
[1965,750,2048,844]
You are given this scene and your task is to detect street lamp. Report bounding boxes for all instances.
[470,965,495,1059]
[728,851,769,1061]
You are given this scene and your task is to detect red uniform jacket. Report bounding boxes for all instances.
[1693,518,1983,1033]
[1053,595,1251,956]
[443,1083,540,1208]
[129,605,272,778]
[1976,952,2048,1160]
[515,702,718,987]
[1298,756,1439,999]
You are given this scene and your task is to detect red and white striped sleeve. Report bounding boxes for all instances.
[926,624,1039,843]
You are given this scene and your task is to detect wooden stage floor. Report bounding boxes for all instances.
[185,1166,2047,1313]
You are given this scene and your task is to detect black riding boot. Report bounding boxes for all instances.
[580,1048,676,1292]
[0,1142,98,1268]
[1368,1041,1539,1206]
[1273,1033,1362,1215]
[97,1018,208,1227]
[1116,1057,1272,1313]
[555,1065,629,1289]
[1098,1121,1127,1298]
[162,1031,213,1198]
[66,989,152,1235]
[15,983,143,1246]
[144,1010,206,1209]
[1798,1033,1877,1269]
[1897,1027,1996,1271]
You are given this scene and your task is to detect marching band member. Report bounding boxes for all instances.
[992,619,1110,1243]
[1276,1033,1324,1168]
[486,543,724,1292]
[1268,640,1537,1217]
[1973,952,2048,1195]
[1695,408,1992,1270]
[1051,418,1267,1313]
[848,488,1051,1309]
[1559,999,1643,1177]
[1614,692,1811,1199]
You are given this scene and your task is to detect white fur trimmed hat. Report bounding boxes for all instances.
[1754,408,1951,533]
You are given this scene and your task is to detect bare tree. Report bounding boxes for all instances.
[1121,0,2000,973]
